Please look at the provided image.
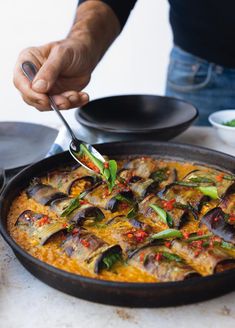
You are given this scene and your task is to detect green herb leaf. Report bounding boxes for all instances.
[162,252,183,262]
[188,177,214,184]
[223,119,235,127]
[102,253,122,270]
[150,229,183,241]
[174,181,199,187]
[79,144,104,173]
[150,168,168,182]
[127,207,137,219]
[79,144,118,192]
[198,186,219,199]
[184,233,212,243]
[61,197,81,217]
[149,204,173,227]
[108,160,117,191]
[223,175,235,181]
[220,241,235,250]
[115,194,133,204]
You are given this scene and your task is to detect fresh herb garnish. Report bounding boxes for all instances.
[79,144,117,192]
[115,194,133,204]
[174,181,199,187]
[184,233,212,243]
[126,207,137,219]
[61,197,81,217]
[102,253,122,270]
[161,252,183,262]
[188,177,214,184]
[223,175,235,181]
[149,204,173,228]
[198,186,219,199]
[108,160,118,191]
[220,241,235,250]
[223,119,235,127]
[150,229,183,241]
[173,181,219,199]
[150,168,168,182]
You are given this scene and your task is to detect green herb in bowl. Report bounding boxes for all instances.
[223,119,235,127]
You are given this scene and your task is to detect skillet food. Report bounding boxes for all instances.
[7,156,235,283]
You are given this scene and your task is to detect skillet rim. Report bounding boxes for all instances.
[1,141,235,291]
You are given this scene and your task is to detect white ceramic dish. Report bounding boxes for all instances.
[209,110,235,147]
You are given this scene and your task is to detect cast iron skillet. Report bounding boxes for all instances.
[0,141,235,307]
[76,95,198,141]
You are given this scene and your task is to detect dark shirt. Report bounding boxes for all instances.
[79,0,235,68]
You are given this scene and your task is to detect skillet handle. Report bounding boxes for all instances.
[0,167,6,195]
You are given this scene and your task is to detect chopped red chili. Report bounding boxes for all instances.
[162,199,176,211]
[165,241,171,248]
[155,252,162,261]
[81,239,90,248]
[216,173,224,182]
[37,216,50,227]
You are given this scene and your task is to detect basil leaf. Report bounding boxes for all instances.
[162,252,183,262]
[79,145,118,192]
[198,186,219,199]
[61,197,81,217]
[149,204,173,228]
[108,160,117,190]
[150,229,183,241]
[103,168,110,181]
[102,253,122,270]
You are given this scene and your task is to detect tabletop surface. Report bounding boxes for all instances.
[1,123,235,328]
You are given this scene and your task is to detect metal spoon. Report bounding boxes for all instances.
[21,61,105,173]
[0,167,6,195]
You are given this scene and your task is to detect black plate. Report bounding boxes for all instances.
[0,122,57,171]
[76,95,198,139]
[1,141,235,307]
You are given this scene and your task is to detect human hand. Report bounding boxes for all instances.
[13,39,91,111]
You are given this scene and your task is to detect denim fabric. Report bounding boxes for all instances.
[165,46,235,126]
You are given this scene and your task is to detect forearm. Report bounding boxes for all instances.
[68,0,121,70]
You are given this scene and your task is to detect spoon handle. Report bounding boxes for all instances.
[21,61,78,143]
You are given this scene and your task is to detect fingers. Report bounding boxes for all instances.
[31,45,68,94]
[13,46,89,111]
[13,47,51,110]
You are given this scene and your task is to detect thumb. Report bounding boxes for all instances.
[32,46,66,93]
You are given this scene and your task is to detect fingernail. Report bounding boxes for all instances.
[68,95,78,102]
[81,94,89,102]
[33,79,48,92]
[58,103,67,109]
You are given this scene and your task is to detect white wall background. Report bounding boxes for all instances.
[0,0,171,126]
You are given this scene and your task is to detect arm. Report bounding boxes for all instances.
[13,1,122,111]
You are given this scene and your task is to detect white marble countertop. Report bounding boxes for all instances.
[1,123,235,328]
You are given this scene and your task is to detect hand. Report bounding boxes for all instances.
[13,39,91,111]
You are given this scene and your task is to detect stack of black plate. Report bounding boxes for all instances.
[76,95,198,142]
[0,122,57,177]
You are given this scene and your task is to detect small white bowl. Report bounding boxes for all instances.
[209,110,235,147]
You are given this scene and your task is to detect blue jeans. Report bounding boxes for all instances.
[165,46,235,126]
